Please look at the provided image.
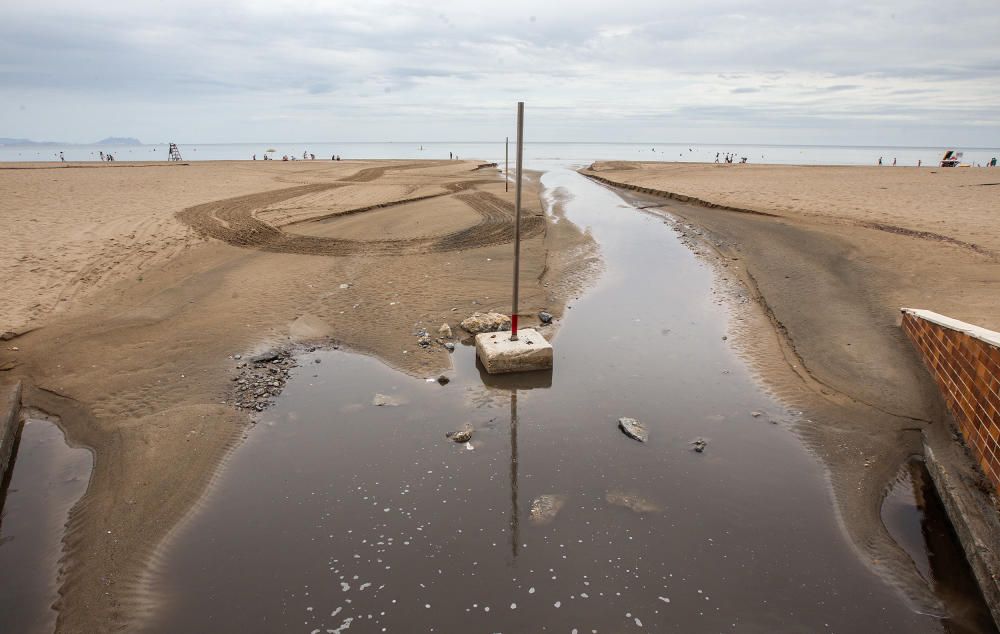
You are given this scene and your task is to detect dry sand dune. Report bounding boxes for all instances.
[0,159,596,633]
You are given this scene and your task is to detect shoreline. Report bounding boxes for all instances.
[0,160,597,633]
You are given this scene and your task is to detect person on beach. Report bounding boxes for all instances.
[918,159,922,167]
[252,154,256,160]
[100,151,104,161]
[59,151,64,162]
[715,152,720,163]
[449,152,453,159]
[878,157,883,165]
[893,158,897,166]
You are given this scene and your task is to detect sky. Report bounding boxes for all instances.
[2,0,998,146]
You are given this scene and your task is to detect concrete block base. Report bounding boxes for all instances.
[475,328,553,374]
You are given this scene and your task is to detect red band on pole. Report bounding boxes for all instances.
[511,314,518,337]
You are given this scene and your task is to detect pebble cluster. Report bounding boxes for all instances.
[230,350,298,411]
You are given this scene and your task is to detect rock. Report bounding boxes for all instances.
[372,393,401,407]
[339,283,351,289]
[443,342,456,352]
[418,335,432,347]
[530,494,566,525]
[691,437,708,453]
[436,375,450,386]
[618,417,648,443]
[606,490,661,513]
[314,358,321,363]
[233,354,242,360]
[460,312,511,334]
[438,323,453,338]
[251,351,281,363]
[538,311,553,324]
[446,424,473,443]
[751,411,762,418]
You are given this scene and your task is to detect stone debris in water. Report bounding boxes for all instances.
[751,411,763,418]
[538,310,553,324]
[372,393,401,407]
[436,375,450,386]
[606,490,661,513]
[446,424,473,443]
[443,342,456,352]
[438,323,453,338]
[460,311,511,334]
[618,417,648,442]
[692,437,708,453]
[529,494,567,525]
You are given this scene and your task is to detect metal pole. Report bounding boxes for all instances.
[509,389,519,559]
[511,102,524,341]
[505,137,509,193]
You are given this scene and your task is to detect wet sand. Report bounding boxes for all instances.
[581,161,1000,619]
[0,160,595,633]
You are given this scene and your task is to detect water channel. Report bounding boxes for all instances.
[140,168,993,632]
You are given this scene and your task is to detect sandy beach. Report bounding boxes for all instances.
[581,160,1000,611]
[0,159,596,632]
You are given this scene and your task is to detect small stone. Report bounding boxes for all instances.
[438,323,453,338]
[251,351,280,363]
[606,490,661,513]
[314,358,321,364]
[418,335,432,347]
[372,393,400,407]
[443,342,456,352]
[530,494,566,525]
[446,424,473,443]
[618,417,648,443]
[751,411,762,418]
[692,437,708,453]
[234,354,242,360]
[339,283,351,289]
[460,312,511,334]
[436,375,450,386]
[538,311,553,324]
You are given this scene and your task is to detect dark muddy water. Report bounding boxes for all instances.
[0,417,92,634]
[147,170,989,633]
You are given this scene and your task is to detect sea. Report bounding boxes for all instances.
[2,141,999,168]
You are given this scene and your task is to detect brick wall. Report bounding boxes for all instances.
[902,308,1000,493]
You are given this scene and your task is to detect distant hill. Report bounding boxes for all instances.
[95,137,142,146]
[0,137,60,146]
[0,136,143,146]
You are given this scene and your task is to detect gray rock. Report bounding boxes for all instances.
[618,417,648,443]
[691,437,708,453]
[251,351,281,363]
[436,375,450,386]
[538,311,553,324]
[446,424,473,443]
[418,335,432,347]
[460,312,511,334]
[438,323,453,338]
[443,342,456,352]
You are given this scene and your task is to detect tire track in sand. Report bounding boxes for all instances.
[177,180,544,256]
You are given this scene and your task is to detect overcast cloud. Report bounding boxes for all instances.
[2,0,998,145]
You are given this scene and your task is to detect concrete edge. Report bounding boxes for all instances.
[0,380,23,481]
[902,307,1000,349]
[923,437,1000,627]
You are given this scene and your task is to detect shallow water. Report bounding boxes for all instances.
[146,169,990,632]
[0,417,92,634]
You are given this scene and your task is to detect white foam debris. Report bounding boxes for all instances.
[658,597,671,604]
[341,582,351,592]
[634,617,643,627]
[510,603,517,609]
[359,583,371,591]
[329,616,354,633]
[528,587,535,594]
[554,601,561,608]
[331,607,343,617]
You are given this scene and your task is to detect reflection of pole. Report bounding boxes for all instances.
[505,137,509,193]
[509,389,519,559]
[510,102,524,341]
